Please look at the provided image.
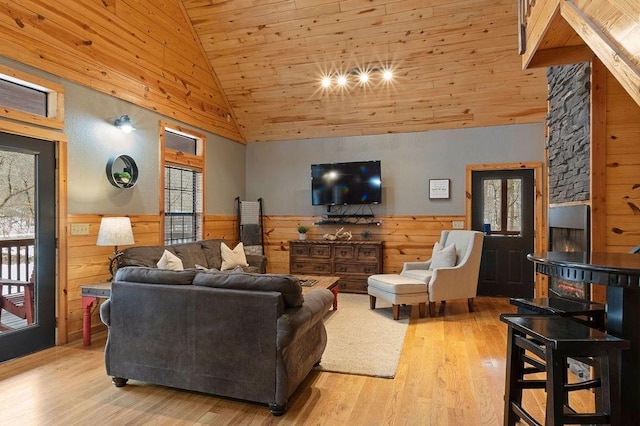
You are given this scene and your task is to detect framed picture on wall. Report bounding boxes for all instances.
[429,179,450,199]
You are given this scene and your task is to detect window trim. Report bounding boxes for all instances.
[159,121,206,245]
[0,64,64,130]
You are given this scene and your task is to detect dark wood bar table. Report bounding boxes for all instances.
[527,252,640,424]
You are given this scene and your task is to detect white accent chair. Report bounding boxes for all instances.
[401,230,484,316]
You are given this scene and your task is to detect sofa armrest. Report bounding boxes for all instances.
[276,289,333,349]
[246,254,267,274]
[100,298,111,327]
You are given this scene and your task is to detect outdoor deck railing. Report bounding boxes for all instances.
[0,237,35,295]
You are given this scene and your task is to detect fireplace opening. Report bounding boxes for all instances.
[548,205,590,301]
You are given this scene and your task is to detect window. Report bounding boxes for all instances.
[160,123,205,245]
[0,64,64,129]
[0,79,47,116]
[482,177,522,235]
[164,166,202,244]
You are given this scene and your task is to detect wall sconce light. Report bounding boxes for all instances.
[319,65,395,91]
[114,115,136,133]
[96,217,135,278]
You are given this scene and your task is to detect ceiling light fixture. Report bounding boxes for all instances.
[114,115,136,133]
[319,65,395,91]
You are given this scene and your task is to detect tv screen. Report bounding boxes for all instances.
[311,161,382,206]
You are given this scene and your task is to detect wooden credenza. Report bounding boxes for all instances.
[289,240,383,293]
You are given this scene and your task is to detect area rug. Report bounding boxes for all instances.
[314,293,409,378]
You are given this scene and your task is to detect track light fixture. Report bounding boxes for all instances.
[319,65,395,91]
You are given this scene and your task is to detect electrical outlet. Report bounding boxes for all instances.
[71,223,90,235]
[452,220,465,229]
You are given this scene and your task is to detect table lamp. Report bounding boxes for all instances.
[96,217,135,278]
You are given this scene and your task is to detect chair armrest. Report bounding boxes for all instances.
[100,299,111,327]
[401,261,431,273]
[429,265,479,301]
[276,289,333,348]
[246,254,267,274]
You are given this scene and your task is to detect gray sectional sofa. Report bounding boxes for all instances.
[99,240,334,415]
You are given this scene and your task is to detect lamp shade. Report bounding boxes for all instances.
[97,217,135,246]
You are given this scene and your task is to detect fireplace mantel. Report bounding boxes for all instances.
[528,251,640,288]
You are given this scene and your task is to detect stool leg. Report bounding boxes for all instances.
[392,304,400,320]
[369,295,376,310]
[546,351,565,425]
[601,349,622,425]
[504,326,525,426]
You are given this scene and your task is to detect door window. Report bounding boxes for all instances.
[482,177,523,235]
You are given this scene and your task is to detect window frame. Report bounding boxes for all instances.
[159,121,206,245]
[0,64,64,130]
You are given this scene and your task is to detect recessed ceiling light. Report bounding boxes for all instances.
[358,72,370,84]
[337,75,348,86]
[382,70,393,81]
[321,76,332,88]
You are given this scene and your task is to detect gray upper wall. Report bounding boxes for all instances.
[0,55,544,218]
[245,123,545,216]
[0,55,245,216]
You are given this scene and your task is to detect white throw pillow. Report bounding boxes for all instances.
[157,249,184,270]
[221,242,249,271]
[429,242,457,270]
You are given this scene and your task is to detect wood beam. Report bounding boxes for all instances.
[528,45,593,68]
[561,0,640,108]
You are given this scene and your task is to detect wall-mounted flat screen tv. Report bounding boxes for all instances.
[311,160,382,206]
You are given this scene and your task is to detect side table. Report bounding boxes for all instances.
[80,281,111,346]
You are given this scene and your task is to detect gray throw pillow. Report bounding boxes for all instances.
[429,242,457,270]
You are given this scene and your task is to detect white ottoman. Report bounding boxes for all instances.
[367,274,428,320]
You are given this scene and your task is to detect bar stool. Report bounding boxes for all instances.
[501,314,629,425]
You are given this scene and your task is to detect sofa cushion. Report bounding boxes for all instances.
[120,246,170,268]
[157,249,184,270]
[200,239,224,269]
[194,271,304,308]
[429,242,457,270]
[221,242,249,271]
[171,242,208,269]
[115,266,196,285]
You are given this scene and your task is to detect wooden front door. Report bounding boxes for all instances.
[471,169,535,297]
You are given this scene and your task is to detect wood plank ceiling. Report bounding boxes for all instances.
[182,0,549,142]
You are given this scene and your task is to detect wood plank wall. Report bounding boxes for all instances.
[65,213,458,341]
[0,0,243,142]
[604,70,640,253]
[262,215,463,275]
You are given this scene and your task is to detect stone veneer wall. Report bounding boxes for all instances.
[547,62,591,203]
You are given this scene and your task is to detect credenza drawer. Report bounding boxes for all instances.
[310,244,331,258]
[291,261,331,275]
[333,262,379,275]
[291,245,311,257]
[355,245,381,261]
[333,245,354,259]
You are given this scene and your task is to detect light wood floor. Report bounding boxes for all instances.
[0,297,594,425]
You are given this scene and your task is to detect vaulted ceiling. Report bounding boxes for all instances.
[181,0,548,141]
[0,1,548,143]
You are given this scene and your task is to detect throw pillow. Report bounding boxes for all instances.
[429,242,457,270]
[221,242,249,271]
[157,249,184,270]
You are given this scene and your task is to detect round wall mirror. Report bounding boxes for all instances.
[106,155,138,188]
